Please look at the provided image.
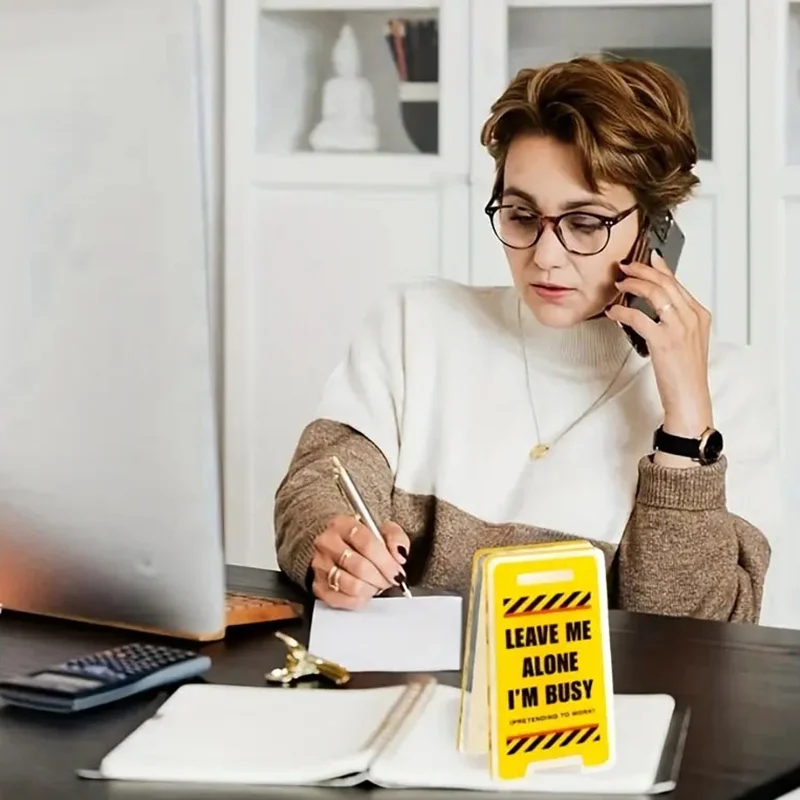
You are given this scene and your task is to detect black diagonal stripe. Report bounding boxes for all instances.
[559,728,581,747]
[558,590,581,609]
[524,734,546,752]
[576,591,592,607]
[503,597,512,607]
[593,733,601,742]
[541,592,564,611]
[523,594,546,613]
[542,731,563,750]
[577,726,597,744]
[506,596,529,615]
[507,738,528,755]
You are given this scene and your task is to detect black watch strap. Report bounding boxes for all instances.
[652,425,724,465]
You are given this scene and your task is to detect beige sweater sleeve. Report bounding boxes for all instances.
[616,455,771,623]
[274,419,395,589]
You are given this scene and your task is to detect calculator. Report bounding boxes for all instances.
[0,643,211,713]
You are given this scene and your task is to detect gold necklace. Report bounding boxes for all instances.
[518,300,633,460]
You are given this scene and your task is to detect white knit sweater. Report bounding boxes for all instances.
[315,277,780,555]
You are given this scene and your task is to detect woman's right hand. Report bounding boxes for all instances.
[311,514,409,610]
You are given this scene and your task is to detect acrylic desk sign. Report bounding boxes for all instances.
[457,541,615,781]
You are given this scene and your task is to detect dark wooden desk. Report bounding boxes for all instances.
[1,566,799,800]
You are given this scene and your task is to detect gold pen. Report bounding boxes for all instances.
[332,455,413,599]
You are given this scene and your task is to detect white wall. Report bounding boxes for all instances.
[198,0,224,451]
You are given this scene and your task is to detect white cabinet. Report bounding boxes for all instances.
[224,0,794,606]
[224,0,469,566]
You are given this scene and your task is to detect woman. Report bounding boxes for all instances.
[274,56,780,623]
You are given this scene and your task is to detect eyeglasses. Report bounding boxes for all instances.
[484,201,638,256]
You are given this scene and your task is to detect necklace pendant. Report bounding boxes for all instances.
[530,443,550,460]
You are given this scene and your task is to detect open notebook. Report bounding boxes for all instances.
[78,679,689,794]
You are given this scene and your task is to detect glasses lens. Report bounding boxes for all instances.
[491,205,541,249]
[557,213,610,255]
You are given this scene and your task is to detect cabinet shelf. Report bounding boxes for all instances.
[507,0,710,7]
[253,152,464,187]
[253,155,716,191]
[261,0,439,9]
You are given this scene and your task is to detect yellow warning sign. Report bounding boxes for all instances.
[505,721,601,756]
[457,541,615,782]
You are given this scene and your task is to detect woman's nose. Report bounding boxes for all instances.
[531,220,570,271]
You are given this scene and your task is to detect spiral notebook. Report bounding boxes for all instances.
[78,678,689,794]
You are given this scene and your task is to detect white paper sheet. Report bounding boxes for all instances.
[308,596,463,673]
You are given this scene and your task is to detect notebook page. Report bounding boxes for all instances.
[309,596,463,672]
[370,685,676,794]
[97,683,406,785]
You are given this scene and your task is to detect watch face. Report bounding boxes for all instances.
[702,430,724,463]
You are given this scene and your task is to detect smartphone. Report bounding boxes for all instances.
[619,211,685,357]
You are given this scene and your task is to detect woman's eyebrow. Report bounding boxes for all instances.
[502,186,538,206]
[561,197,620,213]
[502,186,619,214]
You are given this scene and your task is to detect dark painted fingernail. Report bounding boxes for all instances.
[394,572,406,586]
[620,256,632,265]
[397,545,408,559]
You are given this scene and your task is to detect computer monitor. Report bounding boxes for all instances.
[0,0,229,640]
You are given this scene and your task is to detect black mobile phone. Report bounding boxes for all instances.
[620,211,686,357]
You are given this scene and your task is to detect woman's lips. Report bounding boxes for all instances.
[531,283,575,301]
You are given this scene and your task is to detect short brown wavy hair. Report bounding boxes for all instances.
[480,56,699,215]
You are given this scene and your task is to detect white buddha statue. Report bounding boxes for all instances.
[309,24,378,152]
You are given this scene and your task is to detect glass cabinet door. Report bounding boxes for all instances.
[469,0,748,346]
[253,0,469,186]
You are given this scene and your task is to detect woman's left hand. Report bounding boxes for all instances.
[605,252,713,437]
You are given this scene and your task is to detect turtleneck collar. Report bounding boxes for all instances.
[514,294,634,374]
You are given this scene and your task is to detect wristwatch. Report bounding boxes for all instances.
[652,425,724,465]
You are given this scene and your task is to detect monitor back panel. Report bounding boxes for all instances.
[0,0,226,639]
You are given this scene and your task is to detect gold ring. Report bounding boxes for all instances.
[657,302,675,316]
[327,565,342,592]
[338,547,353,567]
